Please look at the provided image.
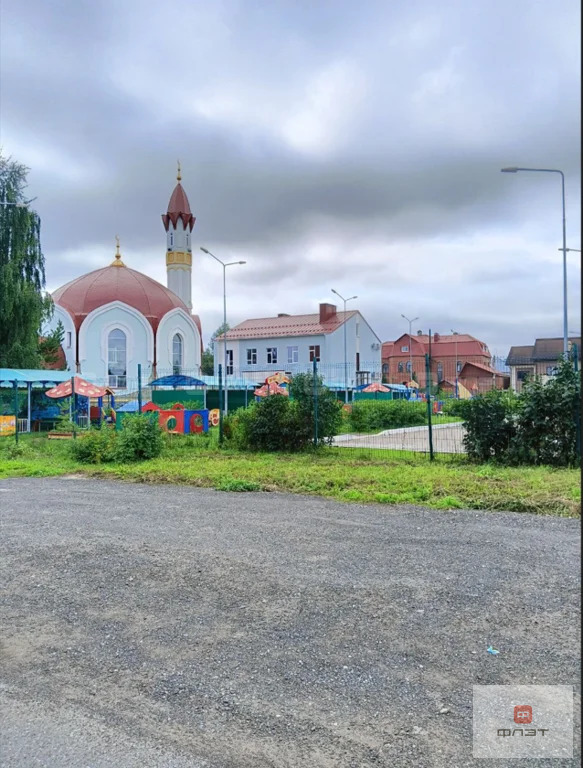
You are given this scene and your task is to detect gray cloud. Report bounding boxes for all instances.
[1,0,580,353]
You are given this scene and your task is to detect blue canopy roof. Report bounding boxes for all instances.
[116,400,140,412]
[149,374,206,388]
[0,368,72,387]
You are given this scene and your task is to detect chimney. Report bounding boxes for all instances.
[417,330,423,336]
[319,303,337,323]
[277,313,290,317]
[434,332,440,343]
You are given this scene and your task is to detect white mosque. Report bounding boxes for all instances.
[43,166,202,387]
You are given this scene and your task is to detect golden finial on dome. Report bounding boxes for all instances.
[177,159,182,182]
[111,235,126,267]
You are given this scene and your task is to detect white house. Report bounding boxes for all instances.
[214,302,382,387]
[42,167,202,388]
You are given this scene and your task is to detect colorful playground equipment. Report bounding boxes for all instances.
[116,401,209,433]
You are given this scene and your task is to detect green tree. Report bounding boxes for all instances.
[202,323,230,375]
[0,152,52,368]
[39,319,67,369]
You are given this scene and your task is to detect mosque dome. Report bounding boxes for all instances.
[52,241,189,332]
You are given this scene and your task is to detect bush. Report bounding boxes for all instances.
[115,413,164,462]
[288,372,343,446]
[232,396,311,452]
[441,398,467,417]
[460,389,518,462]
[349,400,427,431]
[460,358,581,466]
[70,428,117,464]
[508,358,580,467]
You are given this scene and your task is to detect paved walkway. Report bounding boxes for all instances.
[333,422,466,453]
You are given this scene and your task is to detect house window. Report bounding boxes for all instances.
[226,349,233,375]
[172,333,183,375]
[356,352,360,371]
[356,321,360,337]
[382,364,389,374]
[246,348,257,365]
[398,362,404,373]
[287,345,298,364]
[546,365,558,376]
[406,361,412,373]
[437,362,444,382]
[401,345,409,353]
[267,347,278,364]
[66,331,72,349]
[309,345,320,362]
[108,328,127,388]
[517,370,530,382]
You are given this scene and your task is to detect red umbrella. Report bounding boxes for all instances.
[361,382,391,393]
[45,376,110,399]
[254,381,289,397]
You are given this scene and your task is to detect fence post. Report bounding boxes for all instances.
[71,376,77,439]
[218,364,224,445]
[425,353,434,460]
[313,357,318,446]
[573,345,580,459]
[13,381,18,444]
[137,363,142,413]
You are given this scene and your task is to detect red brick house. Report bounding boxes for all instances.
[382,332,507,391]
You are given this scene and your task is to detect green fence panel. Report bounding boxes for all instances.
[151,390,205,408]
[353,392,394,402]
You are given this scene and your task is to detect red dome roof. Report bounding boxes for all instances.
[53,265,189,331]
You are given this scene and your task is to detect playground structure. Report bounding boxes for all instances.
[116,402,209,434]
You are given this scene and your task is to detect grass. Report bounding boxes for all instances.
[0,433,579,517]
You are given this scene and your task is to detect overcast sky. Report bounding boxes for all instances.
[1,0,580,356]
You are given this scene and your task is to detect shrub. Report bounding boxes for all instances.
[508,357,580,467]
[232,396,311,452]
[460,389,518,462]
[349,400,427,431]
[441,398,467,417]
[115,413,164,462]
[288,372,343,446]
[70,428,117,464]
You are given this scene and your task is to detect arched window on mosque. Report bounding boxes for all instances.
[108,329,127,388]
[173,333,183,375]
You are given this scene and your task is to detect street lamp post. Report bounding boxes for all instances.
[401,314,419,386]
[451,330,459,398]
[501,166,568,355]
[331,289,357,403]
[200,247,246,415]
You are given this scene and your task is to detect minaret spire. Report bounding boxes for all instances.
[162,166,195,309]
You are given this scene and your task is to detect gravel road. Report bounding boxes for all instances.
[0,477,580,767]
[334,422,465,453]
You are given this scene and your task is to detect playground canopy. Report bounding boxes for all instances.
[0,368,71,387]
[45,376,111,399]
[150,375,206,388]
[361,382,391,393]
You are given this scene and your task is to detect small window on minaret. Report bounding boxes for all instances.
[170,233,173,247]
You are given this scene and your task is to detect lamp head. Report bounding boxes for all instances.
[500,167,519,173]
[238,261,246,265]
[200,246,210,254]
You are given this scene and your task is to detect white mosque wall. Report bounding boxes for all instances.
[42,304,76,372]
[156,308,201,375]
[78,301,154,385]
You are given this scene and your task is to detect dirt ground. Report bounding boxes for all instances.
[0,477,580,767]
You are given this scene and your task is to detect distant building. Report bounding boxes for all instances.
[382,331,508,392]
[215,302,382,386]
[506,337,581,392]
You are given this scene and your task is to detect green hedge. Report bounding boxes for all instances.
[349,400,427,431]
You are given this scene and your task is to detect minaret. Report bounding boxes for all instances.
[162,162,195,309]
